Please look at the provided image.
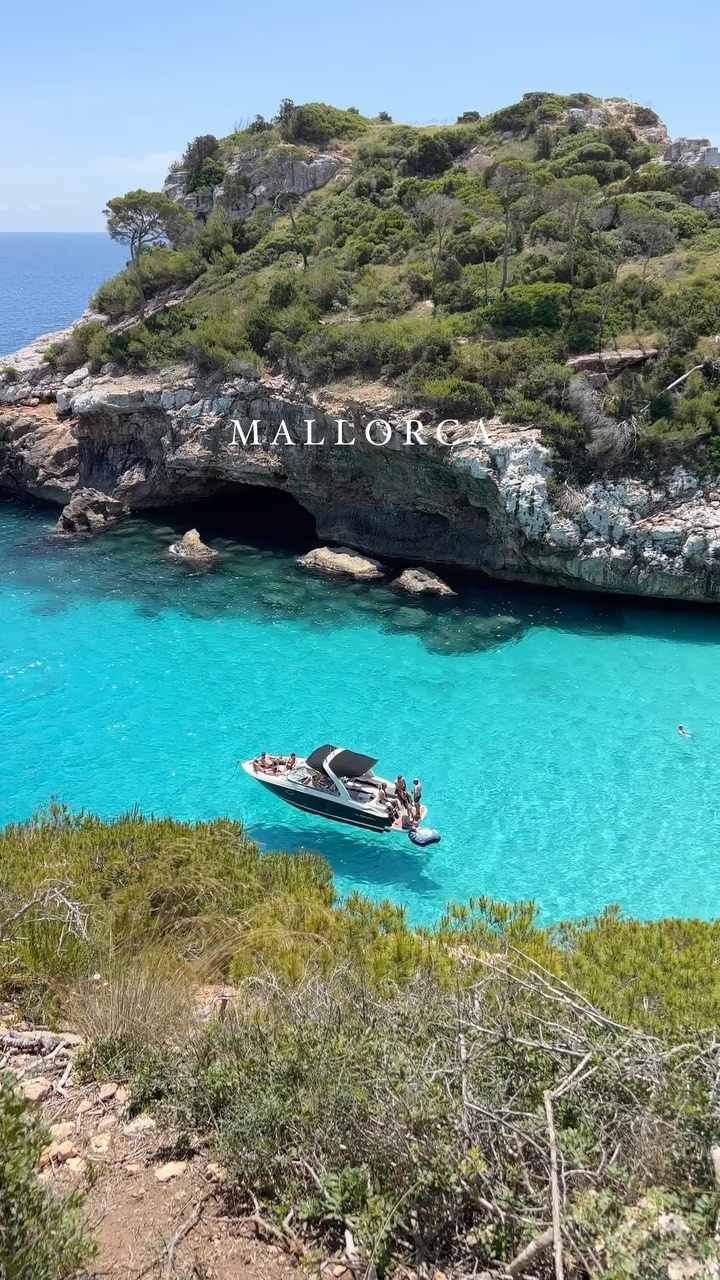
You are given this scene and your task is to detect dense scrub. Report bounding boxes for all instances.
[2,809,720,1275]
[0,1074,95,1278]
[57,91,720,483]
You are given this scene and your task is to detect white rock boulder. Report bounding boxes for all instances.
[391,567,456,597]
[168,528,218,563]
[297,546,385,580]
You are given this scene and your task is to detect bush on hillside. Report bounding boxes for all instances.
[284,102,367,146]
[0,1075,95,1278]
[404,135,453,177]
[124,965,719,1277]
[419,375,494,418]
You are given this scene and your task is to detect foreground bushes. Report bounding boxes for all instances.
[123,964,719,1275]
[0,1075,94,1278]
[2,809,720,1274]
[3,808,720,1031]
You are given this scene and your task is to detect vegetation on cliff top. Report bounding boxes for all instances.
[50,91,720,478]
[2,808,720,1275]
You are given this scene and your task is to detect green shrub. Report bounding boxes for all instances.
[484,283,570,334]
[405,135,453,177]
[0,1075,95,1278]
[185,157,226,193]
[419,375,494,418]
[488,91,572,134]
[285,102,368,146]
[43,320,111,373]
[1,365,19,382]
[181,316,261,373]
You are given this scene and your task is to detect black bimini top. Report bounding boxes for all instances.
[306,745,378,778]
[306,744,336,771]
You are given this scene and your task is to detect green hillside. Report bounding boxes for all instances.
[52,92,720,480]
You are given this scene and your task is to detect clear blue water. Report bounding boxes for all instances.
[2,497,720,926]
[0,233,127,357]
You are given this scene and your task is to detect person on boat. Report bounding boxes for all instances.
[253,751,271,772]
[395,775,410,806]
[412,778,422,804]
[378,781,391,807]
[678,724,694,738]
[286,752,297,770]
[261,751,283,774]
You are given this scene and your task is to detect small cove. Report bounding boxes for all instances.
[2,494,720,925]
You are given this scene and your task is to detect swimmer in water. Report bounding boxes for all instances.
[678,724,694,738]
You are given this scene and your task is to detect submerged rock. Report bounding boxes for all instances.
[297,546,385,580]
[392,567,456,597]
[168,528,218,563]
[56,488,128,534]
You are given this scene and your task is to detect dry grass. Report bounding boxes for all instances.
[66,952,194,1059]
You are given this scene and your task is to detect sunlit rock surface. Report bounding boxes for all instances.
[4,342,720,602]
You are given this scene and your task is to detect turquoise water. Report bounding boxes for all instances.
[2,496,720,925]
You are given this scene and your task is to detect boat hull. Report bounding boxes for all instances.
[252,775,393,832]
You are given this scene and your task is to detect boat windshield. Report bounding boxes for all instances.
[287,766,313,784]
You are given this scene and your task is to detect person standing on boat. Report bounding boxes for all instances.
[395,775,409,805]
[412,778,422,805]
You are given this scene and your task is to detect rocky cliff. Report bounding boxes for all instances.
[3,336,720,603]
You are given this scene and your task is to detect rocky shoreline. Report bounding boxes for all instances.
[3,328,720,603]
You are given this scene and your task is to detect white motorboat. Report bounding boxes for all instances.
[241,743,427,832]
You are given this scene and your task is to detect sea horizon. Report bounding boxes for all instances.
[0,231,127,357]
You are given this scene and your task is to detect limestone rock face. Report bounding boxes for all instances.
[5,335,720,603]
[164,145,341,226]
[56,488,128,533]
[297,546,385,580]
[662,138,720,168]
[692,190,720,211]
[168,528,218,562]
[392,567,456,597]
[571,99,670,145]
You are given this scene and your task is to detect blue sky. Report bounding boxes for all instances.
[1,0,718,231]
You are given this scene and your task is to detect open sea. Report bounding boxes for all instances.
[0,233,127,356]
[2,233,720,926]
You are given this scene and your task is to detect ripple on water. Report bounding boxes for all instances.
[2,497,720,925]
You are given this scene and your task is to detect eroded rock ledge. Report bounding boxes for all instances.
[3,343,720,603]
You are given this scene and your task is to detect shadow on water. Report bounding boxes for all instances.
[247,819,444,898]
[4,493,720,655]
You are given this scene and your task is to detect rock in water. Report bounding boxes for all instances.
[297,546,385,580]
[56,488,128,534]
[392,567,456,597]
[168,528,218,563]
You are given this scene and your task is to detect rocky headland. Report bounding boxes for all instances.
[4,89,720,604]
[3,337,720,603]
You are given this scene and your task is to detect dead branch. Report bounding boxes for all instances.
[506,1226,554,1277]
[248,1192,305,1257]
[0,885,89,944]
[543,1090,565,1280]
[161,1193,213,1280]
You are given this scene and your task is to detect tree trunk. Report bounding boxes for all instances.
[482,251,489,304]
[501,209,510,291]
[133,248,146,320]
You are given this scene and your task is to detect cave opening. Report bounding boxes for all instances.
[163,483,318,554]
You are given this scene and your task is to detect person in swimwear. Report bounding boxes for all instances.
[678,725,694,738]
